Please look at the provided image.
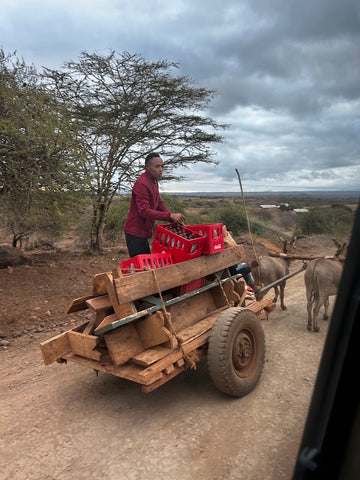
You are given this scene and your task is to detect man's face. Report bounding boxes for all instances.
[146,156,164,180]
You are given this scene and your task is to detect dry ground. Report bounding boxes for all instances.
[0,235,339,480]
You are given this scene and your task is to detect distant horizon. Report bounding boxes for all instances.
[162,189,360,197]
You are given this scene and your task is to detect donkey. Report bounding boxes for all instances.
[252,235,296,310]
[304,241,347,332]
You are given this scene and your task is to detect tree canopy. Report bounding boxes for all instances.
[0,50,85,246]
[44,51,227,249]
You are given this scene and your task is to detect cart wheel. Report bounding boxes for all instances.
[208,307,265,397]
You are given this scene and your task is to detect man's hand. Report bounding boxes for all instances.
[170,213,185,224]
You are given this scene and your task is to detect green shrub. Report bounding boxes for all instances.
[208,204,248,236]
[298,206,354,237]
[161,195,186,215]
[105,196,131,242]
[298,208,332,234]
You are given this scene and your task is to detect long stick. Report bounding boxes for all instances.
[268,251,346,262]
[235,168,258,260]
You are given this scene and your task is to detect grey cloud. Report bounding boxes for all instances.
[1,0,359,191]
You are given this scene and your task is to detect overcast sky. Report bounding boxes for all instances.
[1,0,360,192]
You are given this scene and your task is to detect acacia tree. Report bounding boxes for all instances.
[0,50,85,246]
[44,51,226,250]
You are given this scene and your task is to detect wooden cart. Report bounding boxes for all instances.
[40,246,275,397]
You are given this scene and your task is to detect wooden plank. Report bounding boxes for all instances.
[68,330,99,349]
[82,320,95,335]
[141,348,206,393]
[65,294,92,314]
[67,331,104,361]
[166,289,219,332]
[210,279,241,308]
[104,272,136,318]
[138,350,183,378]
[182,331,211,350]
[104,323,144,366]
[94,312,118,334]
[95,310,109,325]
[131,346,174,367]
[164,364,175,374]
[115,363,163,385]
[233,278,247,306]
[86,295,113,312]
[112,265,123,278]
[223,280,241,305]
[176,308,225,343]
[175,358,185,368]
[246,297,275,314]
[135,311,172,348]
[40,331,71,365]
[62,353,163,385]
[138,331,209,380]
[94,245,245,300]
[93,272,108,296]
[141,366,185,393]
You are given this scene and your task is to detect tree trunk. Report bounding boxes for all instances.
[90,199,109,250]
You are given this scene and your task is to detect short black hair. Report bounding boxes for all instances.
[145,152,161,165]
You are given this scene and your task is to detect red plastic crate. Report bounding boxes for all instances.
[152,224,205,263]
[120,253,173,274]
[187,223,224,254]
[174,276,206,295]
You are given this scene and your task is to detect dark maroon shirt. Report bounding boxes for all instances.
[124,171,171,238]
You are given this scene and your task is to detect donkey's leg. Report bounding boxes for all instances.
[279,282,287,310]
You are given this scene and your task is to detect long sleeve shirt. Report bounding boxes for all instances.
[124,171,171,238]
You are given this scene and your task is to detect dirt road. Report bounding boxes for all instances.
[0,240,335,480]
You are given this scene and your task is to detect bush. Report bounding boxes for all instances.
[208,204,248,236]
[298,208,332,234]
[298,206,354,237]
[161,195,186,215]
[104,196,131,243]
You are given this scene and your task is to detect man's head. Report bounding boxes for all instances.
[145,152,164,180]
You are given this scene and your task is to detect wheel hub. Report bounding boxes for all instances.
[232,331,254,373]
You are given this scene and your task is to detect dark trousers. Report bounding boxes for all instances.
[125,232,151,258]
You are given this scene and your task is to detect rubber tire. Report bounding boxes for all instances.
[208,307,265,397]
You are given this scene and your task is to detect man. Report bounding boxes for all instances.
[124,152,185,257]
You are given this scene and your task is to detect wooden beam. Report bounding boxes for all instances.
[104,323,144,366]
[40,331,71,365]
[141,365,185,393]
[94,313,118,334]
[93,272,108,296]
[65,294,92,314]
[83,320,95,335]
[86,294,113,312]
[62,353,163,385]
[94,245,245,302]
[246,297,275,314]
[176,308,226,343]
[67,331,105,361]
[104,272,137,318]
[135,311,172,348]
[131,346,174,367]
